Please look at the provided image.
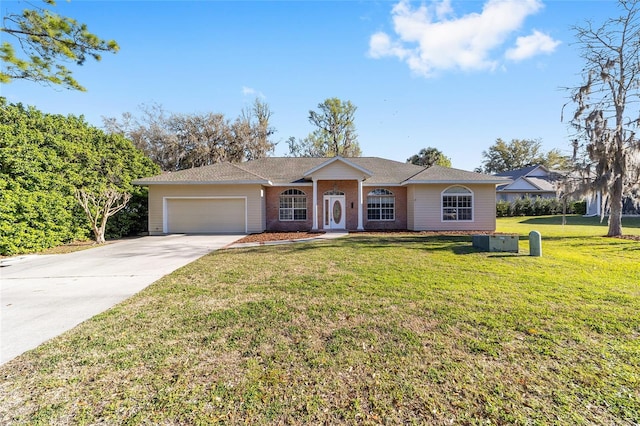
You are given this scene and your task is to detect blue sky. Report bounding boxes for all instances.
[1,0,620,171]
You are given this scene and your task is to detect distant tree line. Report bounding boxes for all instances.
[103,99,276,172]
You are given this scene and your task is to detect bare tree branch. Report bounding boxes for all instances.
[75,188,131,244]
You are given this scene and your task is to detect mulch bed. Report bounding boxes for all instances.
[234,232,326,244]
[234,230,499,244]
[235,230,640,244]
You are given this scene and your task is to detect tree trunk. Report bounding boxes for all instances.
[92,225,106,244]
[607,177,624,237]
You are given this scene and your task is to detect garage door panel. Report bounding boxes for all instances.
[167,198,245,233]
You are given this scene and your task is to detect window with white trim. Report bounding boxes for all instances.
[367,189,395,220]
[442,186,473,221]
[279,189,307,221]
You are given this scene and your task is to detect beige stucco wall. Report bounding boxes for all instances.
[147,184,265,235]
[308,161,369,181]
[407,184,497,231]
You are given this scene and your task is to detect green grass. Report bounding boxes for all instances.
[497,214,640,239]
[1,216,639,425]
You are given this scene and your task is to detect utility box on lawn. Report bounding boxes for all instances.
[472,234,519,253]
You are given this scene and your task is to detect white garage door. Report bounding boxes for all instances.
[166,198,246,233]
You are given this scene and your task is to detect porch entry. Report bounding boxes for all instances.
[323,192,345,230]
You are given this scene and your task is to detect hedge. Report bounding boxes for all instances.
[496,197,587,217]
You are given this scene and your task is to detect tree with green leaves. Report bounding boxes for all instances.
[288,98,361,157]
[0,98,158,254]
[1,0,118,91]
[565,0,640,237]
[407,147,452,168]
[478,138,570,174]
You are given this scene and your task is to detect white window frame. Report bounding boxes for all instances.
[279,189,307,221]
[441,186,473,222]
[367,188,395,221]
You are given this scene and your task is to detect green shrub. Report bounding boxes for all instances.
[496,200,511,217]
[496,197,588,218]
[0,99,159,255]
[571,200,587,215]
[105,191,150,239]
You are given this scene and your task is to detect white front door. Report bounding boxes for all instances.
[323,195,345,229]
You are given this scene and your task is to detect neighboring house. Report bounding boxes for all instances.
[582,192,639,217]
[494,165,560,202]
[494,164,609,216]
[133,156,509,235]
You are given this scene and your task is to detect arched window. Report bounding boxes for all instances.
[280,189,307,221]
[367,188,395,221]
[442,186,473,221]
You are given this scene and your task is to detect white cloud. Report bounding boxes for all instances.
[241,86,265,98]
[369,0,557,77]
[505,30,561,61]
[369,32,409,60]
[435,0,453,20]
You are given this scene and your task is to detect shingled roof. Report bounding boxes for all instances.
[133,162,270,185]
[405,165,510,184]
[133,157,509,186]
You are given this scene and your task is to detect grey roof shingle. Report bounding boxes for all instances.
[133,157,508,186]
[494,164,563,192]
[405,165,510,184]
[132,162,270,185]
[522,176,556,192]
[494,165,544,179]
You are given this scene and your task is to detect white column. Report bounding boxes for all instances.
[312,178,318,230]
[357,179,364,230]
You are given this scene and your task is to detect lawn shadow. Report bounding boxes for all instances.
[349,234,480,255]
[228,232,638,256]
[487,253,531,258]
[232,239,348,254]
[520,215,640,229]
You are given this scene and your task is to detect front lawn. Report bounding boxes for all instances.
[1,216,638,424]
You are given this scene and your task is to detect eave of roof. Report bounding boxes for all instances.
[405,179,512,185]
[132,179,272,185]
[497,189,556,193]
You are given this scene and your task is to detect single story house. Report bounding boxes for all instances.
[494,165,560,202]
[133,156,510,235]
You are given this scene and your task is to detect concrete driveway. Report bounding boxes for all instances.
[0,234,243,365]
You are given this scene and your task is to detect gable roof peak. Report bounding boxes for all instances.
[303,156,373,178]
